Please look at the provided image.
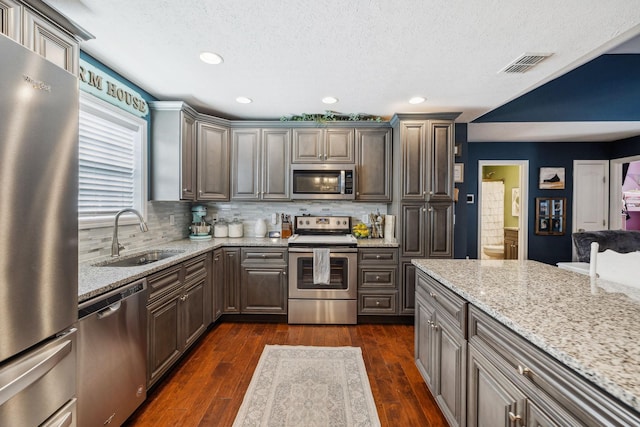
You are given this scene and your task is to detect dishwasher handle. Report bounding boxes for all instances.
[97,301,122,319]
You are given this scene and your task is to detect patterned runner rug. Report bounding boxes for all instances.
[232,345,381,427]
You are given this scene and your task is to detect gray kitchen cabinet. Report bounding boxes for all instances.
[23,8,78,73]
[467,343,525,427]
[400,260,416,314]
[0,0,21,41]
[468,305,635,427]
[357,248,398,315]
[0,0,89,73]
[401,201,454,261]
[240,248,287,314]
[231,128,290,200]
[146,253,211,387]
[150,102,198,201]
[198,120,230,201]
[222,248,241,313]
[415,270,467,427]
[292,128,354,163]
[355,128,392,202]
[212,248,224,320]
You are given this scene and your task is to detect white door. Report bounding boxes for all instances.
[573,160,609,232]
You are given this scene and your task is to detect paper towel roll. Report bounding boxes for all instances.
[384,215,395,241]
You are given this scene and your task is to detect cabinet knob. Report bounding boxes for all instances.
[376,301,380,306]
[356,192,360,196]
[429,191,434,195]
[375,275,380,280]
[422,208,426,212]
[428,207,433,212]
[508,412,523,424]
[183,188,188,192]
[376,255,381,259]
[517,365,533,377]
[429,292,437,299]
[283,271,287,276]
[261,254,266,258]
[423,191,426,195]
[318,154,322,159]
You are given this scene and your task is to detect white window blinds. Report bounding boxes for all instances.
[79,110,136,215]
[78,92,147,228]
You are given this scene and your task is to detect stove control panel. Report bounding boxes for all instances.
[294,215,351,233]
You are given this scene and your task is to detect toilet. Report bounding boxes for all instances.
[483,244,504,259]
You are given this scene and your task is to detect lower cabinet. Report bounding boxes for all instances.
[417,270,640,427]
[240,248,288,314]
[222,248,241,313]
[357,248,398,315]
[415,270,467,427]
[146,253,211,387]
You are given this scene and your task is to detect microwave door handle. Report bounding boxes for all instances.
[340,170,346,194]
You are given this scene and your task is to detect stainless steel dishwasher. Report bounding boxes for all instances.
[78,278,147,426]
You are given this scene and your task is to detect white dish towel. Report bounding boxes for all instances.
[313,248,331,285]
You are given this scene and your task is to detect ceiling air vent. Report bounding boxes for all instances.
[500,53,553,73]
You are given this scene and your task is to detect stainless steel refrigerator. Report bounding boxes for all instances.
[0,34,79,426]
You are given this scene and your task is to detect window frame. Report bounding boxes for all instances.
[78,91,148,229]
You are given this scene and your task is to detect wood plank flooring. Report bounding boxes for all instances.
[124,322,448,427]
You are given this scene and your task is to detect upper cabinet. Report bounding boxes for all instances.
[0,0,92,74]
[231,128,291,200]
[150,102,230,202]
[355,128,392,202]
[399,119,455,202]
[292,128,354,163]
[197,119,230,201]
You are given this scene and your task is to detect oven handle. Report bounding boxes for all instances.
[288,247,358,253]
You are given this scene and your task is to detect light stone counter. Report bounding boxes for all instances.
[354,238,399,247]
[79,236,397,303]
[412,258,640,412]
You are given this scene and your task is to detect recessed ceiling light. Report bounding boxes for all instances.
[409,96,426,104]
[236,96,253,104]
[322,96,339,104]
[199,52,223,65]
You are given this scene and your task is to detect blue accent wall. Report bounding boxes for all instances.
[474,55,640,123]
[457,141,612,264]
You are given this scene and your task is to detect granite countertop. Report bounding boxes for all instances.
[79,236,398,303]
[412,259,640,412]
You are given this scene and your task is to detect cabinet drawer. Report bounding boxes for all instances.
[416,271,466,333]
[184,253,207,283]
[468,306,640,426]
[359,267,397,289]
[358,291,397,315]
[147,264,182,303]
[241,248,287,264]
[358,248,398,264]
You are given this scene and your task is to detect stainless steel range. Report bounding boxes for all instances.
[288,215,358,324]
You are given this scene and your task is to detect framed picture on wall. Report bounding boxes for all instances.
[539,167,565,189]
[535,197,566,235]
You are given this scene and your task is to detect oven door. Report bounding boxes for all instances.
[288,248,357,299]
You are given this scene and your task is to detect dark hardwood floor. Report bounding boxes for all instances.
[124,322,448,426]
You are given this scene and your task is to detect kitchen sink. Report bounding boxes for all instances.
[95,250,185,267]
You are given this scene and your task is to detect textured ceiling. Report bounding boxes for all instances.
[47,1,640,131]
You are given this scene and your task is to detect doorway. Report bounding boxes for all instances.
[610,155,640,230]
[477,160,529,261]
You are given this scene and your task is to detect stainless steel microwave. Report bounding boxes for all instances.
[290,164,355,200]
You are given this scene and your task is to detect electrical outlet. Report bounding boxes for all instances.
[169,214,175,225]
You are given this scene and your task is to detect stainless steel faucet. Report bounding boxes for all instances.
[111,208,149,257]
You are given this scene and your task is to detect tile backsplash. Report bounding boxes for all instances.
[79,200,388,262]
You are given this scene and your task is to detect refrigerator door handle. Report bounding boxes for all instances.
[0,339,72,406]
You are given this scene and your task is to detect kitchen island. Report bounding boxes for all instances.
[413,259,640,426]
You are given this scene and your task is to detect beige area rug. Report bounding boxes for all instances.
[232,345,381,427]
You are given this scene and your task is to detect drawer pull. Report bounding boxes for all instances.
[508,412,523,424]
[375,275,380,280]
[375,301,380,306]
[429,292,437,299]
[376,255,381,259]
[517,365,533,378]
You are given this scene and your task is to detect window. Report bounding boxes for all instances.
[78,91,147,228]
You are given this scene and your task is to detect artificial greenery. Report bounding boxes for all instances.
[280,110,382,123]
